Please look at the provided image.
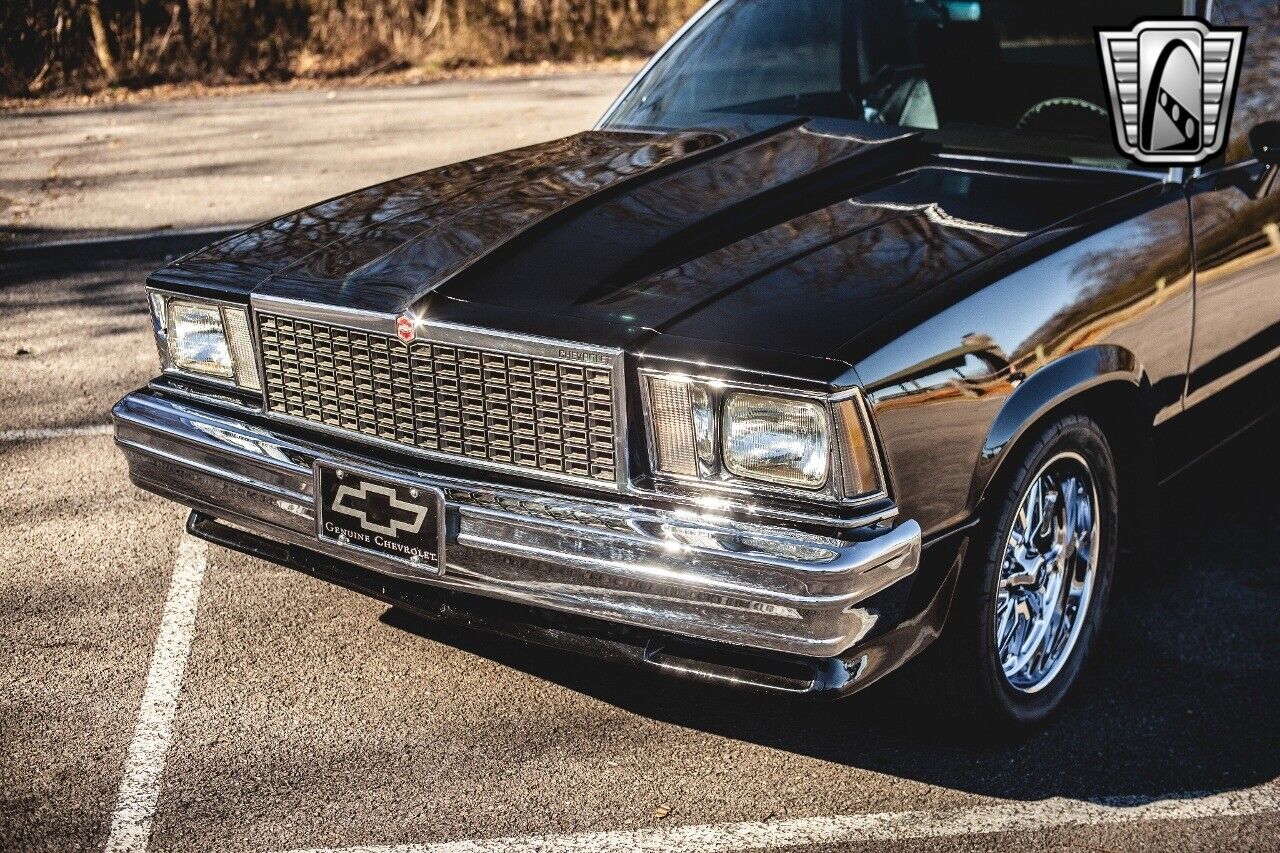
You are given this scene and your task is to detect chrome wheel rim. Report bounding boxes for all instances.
[994,451,1100,694]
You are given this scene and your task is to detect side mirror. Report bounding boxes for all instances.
[1249,121,1280,199]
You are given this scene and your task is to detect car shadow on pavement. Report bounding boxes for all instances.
[384,414,1280,805]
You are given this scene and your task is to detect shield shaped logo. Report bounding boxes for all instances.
[396,314,415,343]
[1097,19,1246,165]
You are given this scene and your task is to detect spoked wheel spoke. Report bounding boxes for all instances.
[995,452,1101,694]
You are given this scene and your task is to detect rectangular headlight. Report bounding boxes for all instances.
[168,300,233,379]
[643,372,886,502]
[722,392,830,488]
[150,292,261,392]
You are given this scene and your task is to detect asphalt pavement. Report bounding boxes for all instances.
[1,79,1278,853]
[2,72,631,246]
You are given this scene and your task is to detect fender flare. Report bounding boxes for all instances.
[970,344,1150,510]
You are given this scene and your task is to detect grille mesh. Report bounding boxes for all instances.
[258,313,618,483]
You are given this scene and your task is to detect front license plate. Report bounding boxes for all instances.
[315,463,444,572]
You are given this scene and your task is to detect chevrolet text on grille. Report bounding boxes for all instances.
[557,349,610,364]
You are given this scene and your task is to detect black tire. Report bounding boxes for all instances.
[935,413,1120,732]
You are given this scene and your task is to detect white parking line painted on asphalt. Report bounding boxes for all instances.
[278,783,1280,853]
[0,423,113,442]
[104,533,209,853]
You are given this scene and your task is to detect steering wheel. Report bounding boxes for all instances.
[1016,97,1110,136]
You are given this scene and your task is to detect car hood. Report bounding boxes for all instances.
[165,118,1142,372]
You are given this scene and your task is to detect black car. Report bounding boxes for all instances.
[114,0,1279,727]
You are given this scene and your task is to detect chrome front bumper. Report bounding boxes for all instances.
[113,390,921,661]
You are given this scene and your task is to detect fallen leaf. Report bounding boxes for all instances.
[652,804,671,820]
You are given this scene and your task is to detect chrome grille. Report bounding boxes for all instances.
[257,313,618,484]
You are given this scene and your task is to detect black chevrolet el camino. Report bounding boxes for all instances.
[114,0,1279,727]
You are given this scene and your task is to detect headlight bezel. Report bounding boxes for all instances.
[639,369,889,506]
[147,288,262,394]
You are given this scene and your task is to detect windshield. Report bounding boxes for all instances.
[602,0,1184,168]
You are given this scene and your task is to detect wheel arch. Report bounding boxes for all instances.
[970,345,1156,558]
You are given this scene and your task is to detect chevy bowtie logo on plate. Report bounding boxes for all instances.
[316,464,443,570]
[1097,18,1246,165]
[331,482,427,537]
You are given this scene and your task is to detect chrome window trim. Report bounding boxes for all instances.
[1165,0,1204,183]
[638,369,890,508]
[147,287,262,396]
[249,296,631,494]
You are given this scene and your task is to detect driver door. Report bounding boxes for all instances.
[1183,2,1280,428]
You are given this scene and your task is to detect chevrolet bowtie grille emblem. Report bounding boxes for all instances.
[330,482,428,538]
[1097,18,1246,165]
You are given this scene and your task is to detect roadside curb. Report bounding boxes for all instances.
[1,225,250,268]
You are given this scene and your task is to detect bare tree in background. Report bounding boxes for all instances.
[84,0,120,82]
[0,0,699,97]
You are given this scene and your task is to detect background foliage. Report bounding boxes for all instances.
[0,0,702,97]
